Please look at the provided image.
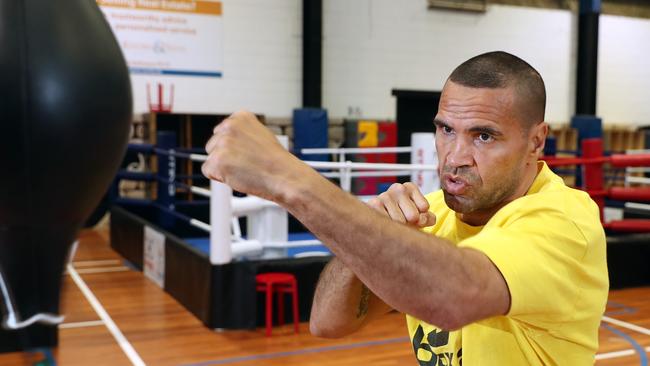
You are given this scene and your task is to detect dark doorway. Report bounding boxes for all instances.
[391,89,441,166]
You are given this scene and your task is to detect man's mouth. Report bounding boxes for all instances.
[442,174,469,195]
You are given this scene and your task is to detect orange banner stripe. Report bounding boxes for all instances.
[97,1,222,16]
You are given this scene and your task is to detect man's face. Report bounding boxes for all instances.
[435,81,535,222]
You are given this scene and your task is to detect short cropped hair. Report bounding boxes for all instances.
[448,51,546,128]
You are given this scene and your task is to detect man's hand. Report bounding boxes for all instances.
[367,182,436,228]
[201,110,306,201]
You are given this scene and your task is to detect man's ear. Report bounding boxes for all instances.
[530,122,548,157]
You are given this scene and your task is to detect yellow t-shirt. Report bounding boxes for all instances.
[406,162,608,365]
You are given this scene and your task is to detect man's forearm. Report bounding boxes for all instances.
[310,258,377,337]
[280,167,507,329]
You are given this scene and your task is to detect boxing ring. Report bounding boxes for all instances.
[109,132,438,329]
[110,133,650,329]
[542,138,650,232]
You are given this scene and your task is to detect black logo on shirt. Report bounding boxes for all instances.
[412,325,462,366]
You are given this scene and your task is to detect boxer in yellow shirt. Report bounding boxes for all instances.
[404,160,607,365]
[202,51,608,365]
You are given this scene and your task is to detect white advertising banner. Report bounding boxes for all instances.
[143,225,166,288]
[97,0,223,78]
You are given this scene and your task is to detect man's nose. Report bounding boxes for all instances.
[445,137,474,169]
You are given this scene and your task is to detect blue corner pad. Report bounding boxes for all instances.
[571,115,603,140]
[579,0,601,14]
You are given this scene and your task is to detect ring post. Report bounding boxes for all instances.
[276,135,289,150]
[410,133,438,194]
[246,134,290,257]
[210,180,233,265]
[157,131,177,229]
[571,115,602,187]
[582,138,604,220]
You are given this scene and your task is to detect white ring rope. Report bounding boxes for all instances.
[624,148,650,186]
[265,240,323,248]
[307,160,437,171]
[232,196,279,217]
[626,167,650,173]
[160,147,439,257]
[189,153,207,162]
[322,170,413,178]
[190,186,211,198]
[625,202,650,212]
[302,146,413,154]
[188,218,211,233]
[181,150,438,172]
[625,176,650,185]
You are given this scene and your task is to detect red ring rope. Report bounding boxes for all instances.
[541,138,650,232]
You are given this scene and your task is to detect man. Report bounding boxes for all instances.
[202,51,608,365]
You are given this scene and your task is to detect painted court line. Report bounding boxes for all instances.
[603,315,650,336]
[181,336,410,366]
[605,301,638,317]
[594,316,650,362]
[601,324,648,366]
[184,316,647,365]
[59,320,105,329]
[73,259,122,267]
[596,348,638,360]
[74,266,130,274]
[596,345,650,361]
[67,264,146,366]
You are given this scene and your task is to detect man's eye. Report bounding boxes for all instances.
[478,133,492,142]
[443,126,453,134]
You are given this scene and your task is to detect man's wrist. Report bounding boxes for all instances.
[271,158,322,208]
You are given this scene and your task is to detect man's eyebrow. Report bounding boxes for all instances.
[468,125,503,136]
[433,119,448,128]
[433,120,502,136]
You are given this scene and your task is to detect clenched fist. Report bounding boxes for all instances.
[201,110,308,202]
[367,182,436,228]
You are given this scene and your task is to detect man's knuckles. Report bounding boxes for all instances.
[403,209,421,224]
[387,183,406,195]
[367,197,382,210]
[232,109,254,119]
[202,149,237,179]
[201,161,220,181]
[403,182,418,191]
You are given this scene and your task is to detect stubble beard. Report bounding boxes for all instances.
[442,165,522,215]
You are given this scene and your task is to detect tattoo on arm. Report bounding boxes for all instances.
[356,284,370,318]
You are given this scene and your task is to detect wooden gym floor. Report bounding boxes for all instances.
[0,228,649,365]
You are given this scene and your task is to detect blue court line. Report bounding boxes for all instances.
[30,348,56,366]
[180,336,410,366]
[605,301,639,317]
[602,324,648,366]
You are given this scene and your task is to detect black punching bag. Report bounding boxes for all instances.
[0,0,132,351]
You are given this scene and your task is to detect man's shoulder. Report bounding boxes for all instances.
[523,162,599,217]
[526,177,598,216]
[503,184,599,231]
[494,175,603,250]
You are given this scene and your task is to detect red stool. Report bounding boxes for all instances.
[255,272,300,336]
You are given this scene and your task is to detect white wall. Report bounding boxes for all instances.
[125,0,650,126]
[598,14,650,124]
[323,1,575,122]
[129,0,302,116]
[323,1,650,126]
